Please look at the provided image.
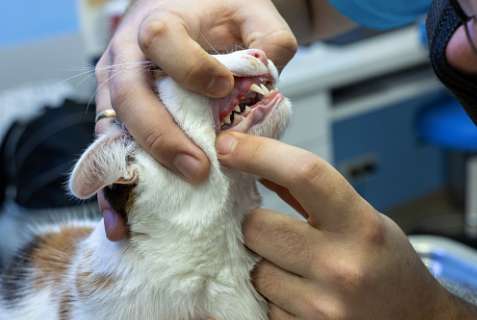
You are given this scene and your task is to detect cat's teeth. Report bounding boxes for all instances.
[244,106,251,116]
[234,105,241,113]
[260,84,270,97]
[250,83,265,95]
[266,83,275,91]
[223,114,232,124]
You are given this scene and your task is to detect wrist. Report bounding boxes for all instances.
[428,286,477,320]
[451,294,477,319]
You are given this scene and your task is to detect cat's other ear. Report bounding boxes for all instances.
[69,126,138,199]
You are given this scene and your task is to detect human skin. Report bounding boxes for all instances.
[91,0,477,317]
[445,18,477,75]
[215,132,477,319]
[95,0,356,241]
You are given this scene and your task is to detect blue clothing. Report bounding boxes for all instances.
[328,0,433,29]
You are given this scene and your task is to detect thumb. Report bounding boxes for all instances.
[237,1,297,70]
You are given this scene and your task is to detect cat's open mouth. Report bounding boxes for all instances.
[213,76,284,134]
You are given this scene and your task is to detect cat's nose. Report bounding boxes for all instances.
[246,49,268,65]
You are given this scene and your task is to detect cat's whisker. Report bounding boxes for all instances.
[95,61,152,71]
[75,70,99,88]
[61,66,95,71]
[194,27,220,55]
[86,65,150,112]
[54,69,96,87]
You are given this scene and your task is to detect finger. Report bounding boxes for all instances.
[138,11,234,98]
[244,209,323,277]
[269,303,297,320]
[253,259,306,316]
[107,47,210,183]
[259,178,308,219]
[216,133,374,232]
[235,1,297,70]
[95,53,115,136]
[97,191,128,242]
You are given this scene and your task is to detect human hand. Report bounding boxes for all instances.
[215,132,475,319]
[95,0,297,241]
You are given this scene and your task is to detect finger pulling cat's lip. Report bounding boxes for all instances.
[212,75,282,134]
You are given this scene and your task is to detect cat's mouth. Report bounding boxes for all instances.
[213,76,284,134]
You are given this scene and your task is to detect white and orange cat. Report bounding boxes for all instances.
[0,49,291,320]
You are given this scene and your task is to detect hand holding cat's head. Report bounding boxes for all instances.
[69,50,291,221]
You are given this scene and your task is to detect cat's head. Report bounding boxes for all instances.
[69,49,291,224]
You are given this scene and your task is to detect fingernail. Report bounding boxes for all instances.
[207,76,231,96]
[216,134,237,155]
[103,210,117,232]
[174,154,200,181]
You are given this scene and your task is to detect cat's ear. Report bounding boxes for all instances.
[69,126,138,199]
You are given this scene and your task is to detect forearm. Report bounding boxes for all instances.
[271,0,357,45]
[438,278,477,318]
[450,294,477,319]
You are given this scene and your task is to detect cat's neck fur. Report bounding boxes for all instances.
[72,152,263,319]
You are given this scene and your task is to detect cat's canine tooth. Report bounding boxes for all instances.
[234,105,241,113]
[260,84,270,97]
[244,106,251,116]
[250,83,265,95]
[223,114,232,124]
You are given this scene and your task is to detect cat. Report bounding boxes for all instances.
[0,49,292,320]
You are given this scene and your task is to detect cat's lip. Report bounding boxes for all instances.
[212,76,277,132]
[222,90,284,134]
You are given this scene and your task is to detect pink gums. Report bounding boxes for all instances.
[211,75,283,134]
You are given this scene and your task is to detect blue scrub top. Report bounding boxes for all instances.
[328,0,433,29]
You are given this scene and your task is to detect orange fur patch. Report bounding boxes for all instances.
[76,270,117,302]
[30,226,93,319]
[59,293,74,320]
[32,226,93,288]
[74,248,118,302]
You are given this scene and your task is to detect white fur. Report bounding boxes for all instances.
[0,50,291,320]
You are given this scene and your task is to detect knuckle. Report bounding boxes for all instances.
[361,214,386,246]
[266,30,298,66]
[143,129,167,156]
[107,34,130,59]
[249,138,266,164]
[243,211,266,245]
[331,262,366,292]
[304,298,325,319]
[138,18,168,51]
[110,80,134,109]
[254,263,294,310]
[179,61,205,88]
[302,288,346,320]
[271,30,298,55]
[292,155,326,188]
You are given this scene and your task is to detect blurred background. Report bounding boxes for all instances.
[1,0,477,285]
